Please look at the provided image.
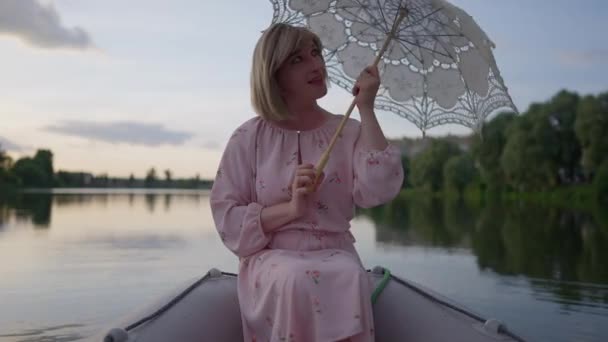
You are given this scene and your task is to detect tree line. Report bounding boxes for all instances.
[2,89,606,198]
[401,89,608,204]
[0,148,211,190]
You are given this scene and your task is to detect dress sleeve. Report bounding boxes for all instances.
[352,122,404,208]
[210,123,270,257]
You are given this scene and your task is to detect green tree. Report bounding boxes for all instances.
[0,144,7,168]
[0,145,9,186]
[501,114,551,191]
[11,149,55,187]
[410,139,460,191]
[12,157,47,187]
[595,160,608,204]
[145,168,157,187]
[443,154,477,197]
[0,146,17,187]
[575,92,608,176]
[500,91,582,192]
[472,112,516,189]
[33,149,54,184]
[400,155,410,189]
[164,169,172,184]
[542,90,581,183]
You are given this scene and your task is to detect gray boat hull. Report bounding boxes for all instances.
[99,267,524,342]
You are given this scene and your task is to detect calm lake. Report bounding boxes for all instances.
[0,189,607,341]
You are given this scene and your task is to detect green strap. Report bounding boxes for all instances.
[371,268,391,304]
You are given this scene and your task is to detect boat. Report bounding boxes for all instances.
[100,266,526,342]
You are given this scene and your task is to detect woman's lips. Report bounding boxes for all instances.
[308,77,324,85]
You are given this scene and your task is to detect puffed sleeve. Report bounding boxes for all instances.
[210,121,270,257]
[352,122,404,208]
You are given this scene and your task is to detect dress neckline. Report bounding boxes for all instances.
[265,113,337,134]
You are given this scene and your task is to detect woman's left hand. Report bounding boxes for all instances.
[352,65,380,113]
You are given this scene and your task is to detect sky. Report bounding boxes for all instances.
[1,0,607,179]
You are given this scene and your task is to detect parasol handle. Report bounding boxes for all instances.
[309,8,409,191]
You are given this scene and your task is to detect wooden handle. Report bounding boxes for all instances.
[308,8,409,191]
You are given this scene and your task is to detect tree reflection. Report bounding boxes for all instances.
[360,196,608,305]
[0,193,52,228]
[145,193,157,213]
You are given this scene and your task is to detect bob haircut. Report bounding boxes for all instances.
[250,23,327,121]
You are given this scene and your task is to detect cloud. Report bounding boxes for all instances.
[0,136,25,152]
[558,49,608,67]
[0,0,93,49]
[44,120,194,146]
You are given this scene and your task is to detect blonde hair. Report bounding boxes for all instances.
[250,23,326,121]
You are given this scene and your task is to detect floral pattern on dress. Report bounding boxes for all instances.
[316,201,328,215]
[312,295,322,314]
[309,222,327,241]
[278,333,295,342]
[305,270,321,284]
[285,151,298,166]
[328,172,342,184]
[322,251,341,262]
[315,138,326,149]
[281,186,293,199]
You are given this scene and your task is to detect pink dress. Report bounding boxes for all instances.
[210,113,404,342]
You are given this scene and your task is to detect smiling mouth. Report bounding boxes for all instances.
[308,77,324,84]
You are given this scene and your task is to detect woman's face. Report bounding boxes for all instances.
[276,38,327,103]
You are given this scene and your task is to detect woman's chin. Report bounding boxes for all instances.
[313,86,328,99]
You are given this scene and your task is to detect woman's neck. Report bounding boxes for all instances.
[280,100,328,131]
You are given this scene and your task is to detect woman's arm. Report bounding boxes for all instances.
[260,163,324,232]
[260,202,296,233]
[359,107,388,151]
[210,121,271,257]
[350,65,404,208]
[352,65,388,151]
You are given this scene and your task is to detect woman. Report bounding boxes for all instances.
[210,23,404,342]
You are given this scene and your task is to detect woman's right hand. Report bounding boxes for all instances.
[289,163,324,219]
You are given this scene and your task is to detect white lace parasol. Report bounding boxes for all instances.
[271,0,518,135]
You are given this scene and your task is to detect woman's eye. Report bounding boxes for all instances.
[291,56,302,64]
[312,49,320,56]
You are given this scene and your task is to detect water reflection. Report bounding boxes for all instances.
[0,190,607,341]
[3,191,607,289]
[145,193,157,212]
[0,190,208,221]
[0,192,53,228]
[358,194,608,311]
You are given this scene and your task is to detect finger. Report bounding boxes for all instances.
[295,175,312,186]
[297,175,312,184]
[362,71,379,82]
[361,66,373,76]
[294,187,310,196]
[365,65,379,76]
[358,76,376,87]
[297,163,314,170]
[309,172,325,191]
[296,169,316,177]
[369,65,379,77]
[311,172,323,185]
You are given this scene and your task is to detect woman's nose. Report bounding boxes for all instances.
[310,56,324,72]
